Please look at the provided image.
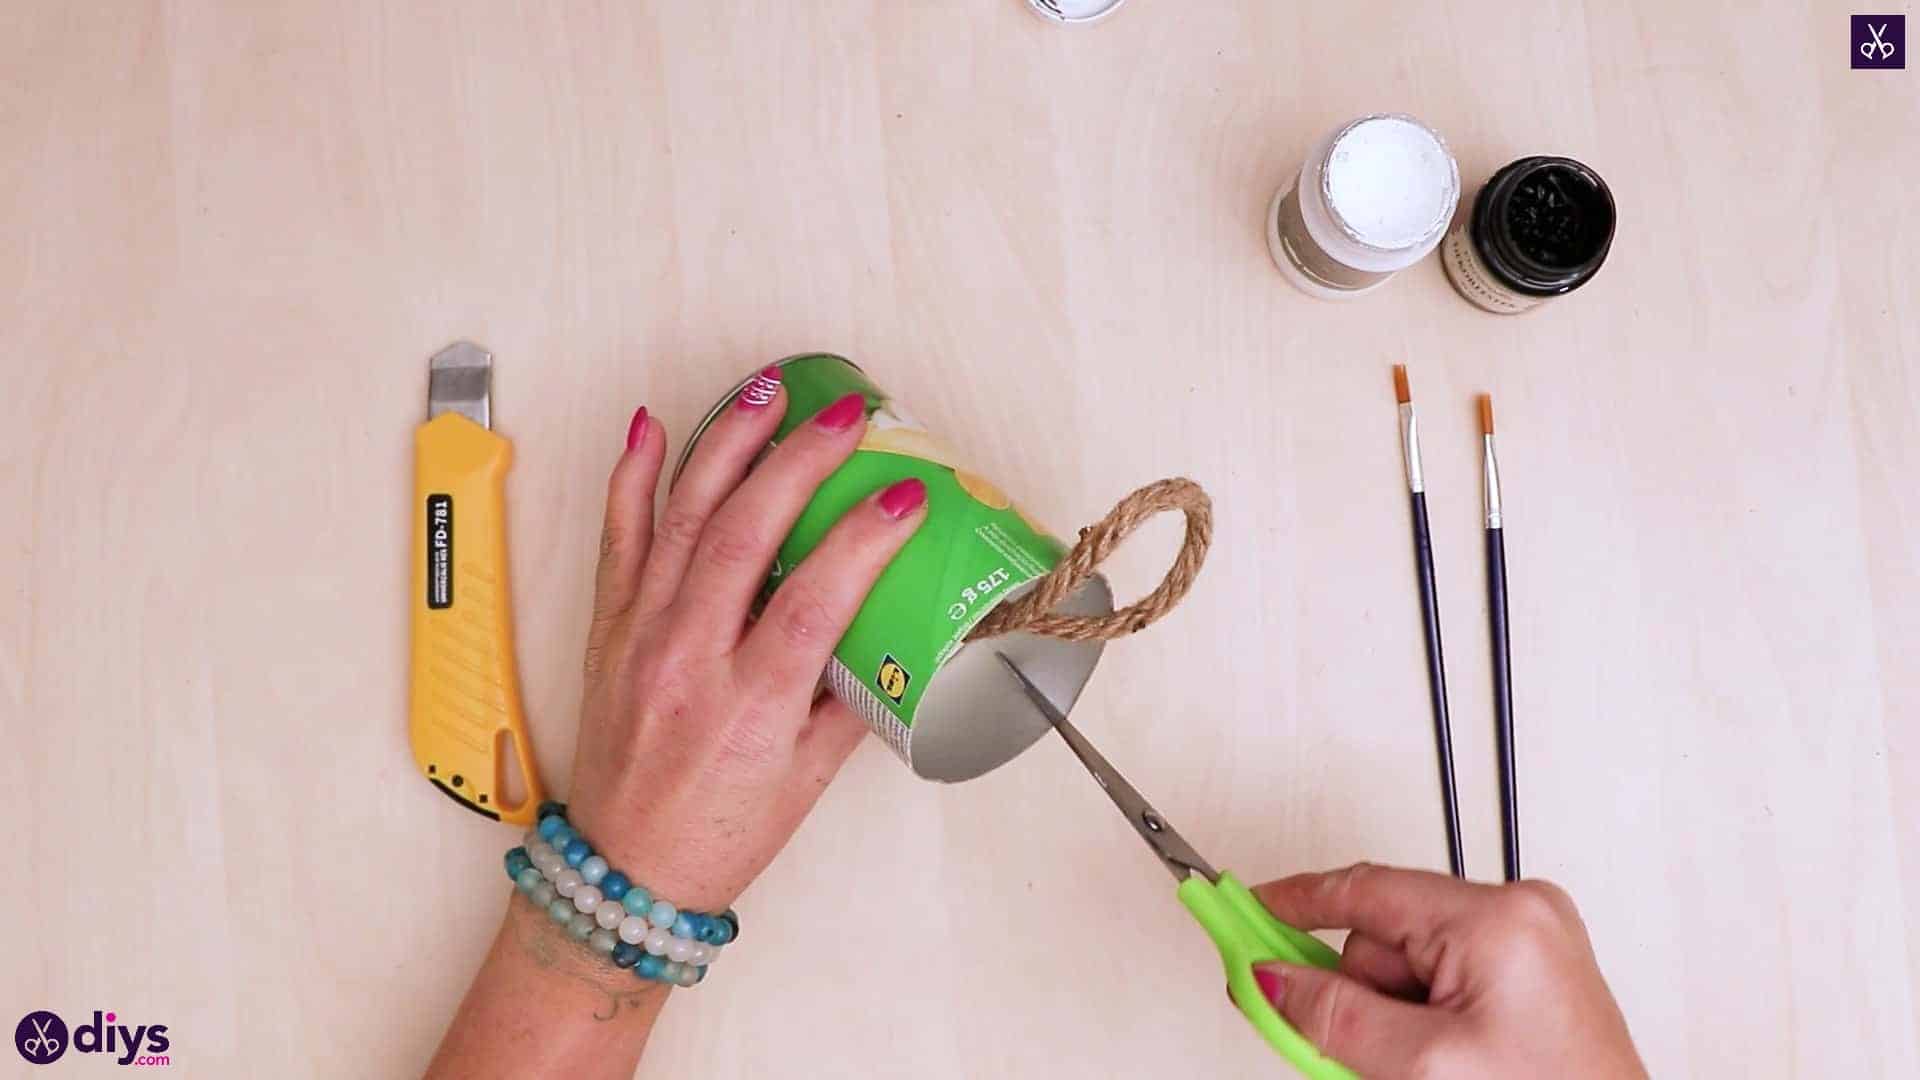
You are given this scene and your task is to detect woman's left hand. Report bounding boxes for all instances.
[430,379,925,1079]
[561,381,927,913]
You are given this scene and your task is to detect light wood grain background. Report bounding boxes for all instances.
[4,1,1916,1076]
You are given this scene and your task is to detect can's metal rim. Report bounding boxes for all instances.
[671,353,862,487]
[1025,0,1129,25]
[907,572,1113,783]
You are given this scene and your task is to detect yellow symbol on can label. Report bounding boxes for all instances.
[876,654,911,704]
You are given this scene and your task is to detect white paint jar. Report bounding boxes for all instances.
[1267,114,1460,300]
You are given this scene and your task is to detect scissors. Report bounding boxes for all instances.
[1862,22,1895,60]
[997,654,1355,1079]
[22,1015,62,1059]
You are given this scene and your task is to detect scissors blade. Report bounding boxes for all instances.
[996,652,1218,885]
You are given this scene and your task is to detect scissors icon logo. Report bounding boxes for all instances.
[1862,22,1895,60]
[1852,14,1905,68]
[23,1020,60,1057]
[13,1010,69,1064]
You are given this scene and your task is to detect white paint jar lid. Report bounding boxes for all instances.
[1299,114,1460,274]
[1026,0,1129,24]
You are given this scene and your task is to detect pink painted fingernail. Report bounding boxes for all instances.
[813,392,867,432]
[625,406,649,451]
[735,366,782,411]
[1253,967,1284,1007]
[878,477,927,519]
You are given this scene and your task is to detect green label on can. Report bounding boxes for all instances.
[756,355,1066,760]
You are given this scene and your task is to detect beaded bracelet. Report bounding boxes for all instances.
[503,802,736,989]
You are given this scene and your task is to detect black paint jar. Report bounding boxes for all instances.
[1441,156,1615,314]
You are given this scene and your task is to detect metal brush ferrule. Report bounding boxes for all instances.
[1398,403,1424,493]
[1482,433,1503,529]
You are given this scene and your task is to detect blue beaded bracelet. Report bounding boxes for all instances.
[504,802,732,988]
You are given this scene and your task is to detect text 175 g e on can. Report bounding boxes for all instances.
[675,354,1112,782]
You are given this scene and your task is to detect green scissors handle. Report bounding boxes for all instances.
[993,654,1357,1079]
[1179,872,1355,1080]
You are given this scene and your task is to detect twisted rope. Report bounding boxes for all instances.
[967,477,1213,643]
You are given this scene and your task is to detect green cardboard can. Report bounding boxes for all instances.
[674,354,1112,781]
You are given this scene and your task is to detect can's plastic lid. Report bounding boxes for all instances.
[1026,0,1128,24]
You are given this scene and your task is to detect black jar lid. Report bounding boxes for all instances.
[1469,156,1616,298]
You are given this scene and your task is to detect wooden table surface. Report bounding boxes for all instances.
[5,2,1917,1076]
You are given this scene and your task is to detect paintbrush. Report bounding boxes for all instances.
[1395,365,1465,878]
[1481,395,1519,881]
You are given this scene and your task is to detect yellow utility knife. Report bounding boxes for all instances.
[409,341,545,825]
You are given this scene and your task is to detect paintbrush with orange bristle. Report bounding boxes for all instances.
[1395,365,1464,878]
[1481,394,1518,882]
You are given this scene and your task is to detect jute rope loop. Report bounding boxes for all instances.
[967,477,1213,643]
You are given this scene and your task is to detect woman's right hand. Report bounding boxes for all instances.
[1249,864,1645,1079]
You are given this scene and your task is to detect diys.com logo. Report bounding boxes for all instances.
[14,1010,170,1068]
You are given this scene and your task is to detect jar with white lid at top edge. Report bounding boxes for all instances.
[1267,114,1460,300]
